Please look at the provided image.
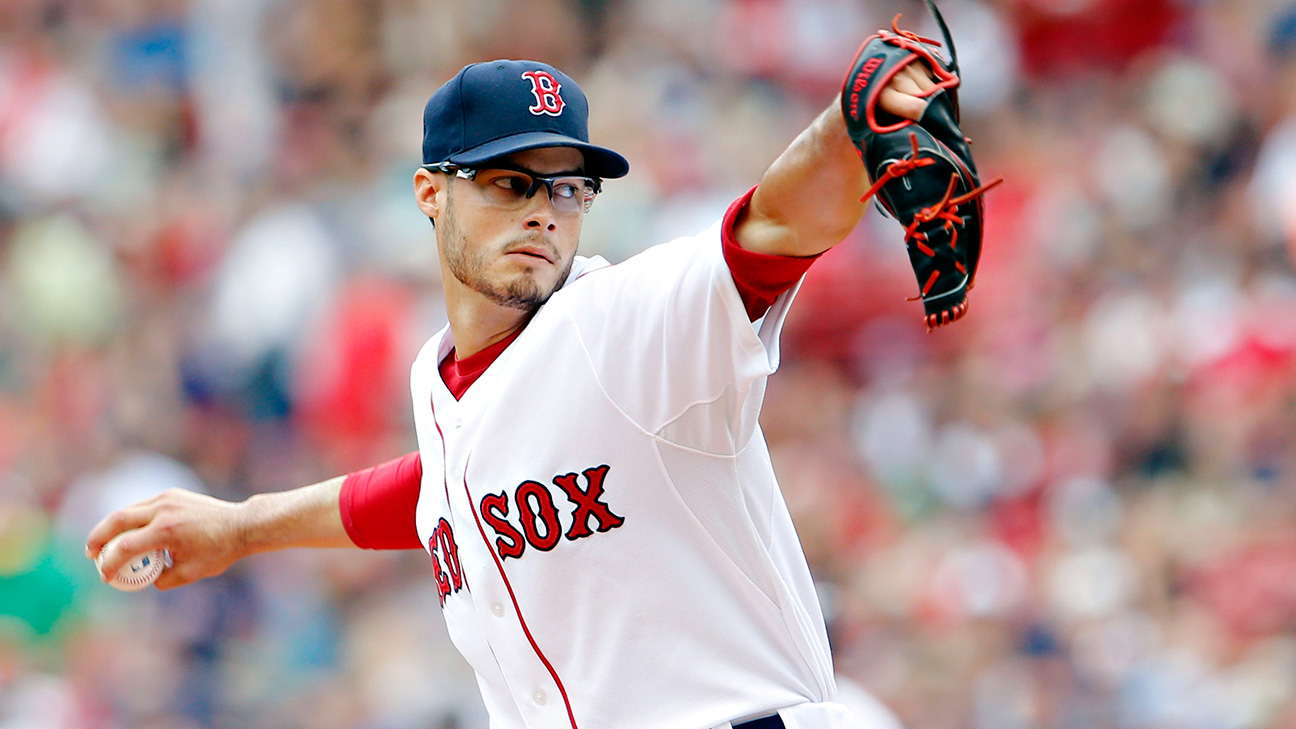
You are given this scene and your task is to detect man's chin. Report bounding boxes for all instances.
[478,275,557,311]
[471,256,572,311]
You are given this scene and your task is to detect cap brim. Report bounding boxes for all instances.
[448,131,629,179]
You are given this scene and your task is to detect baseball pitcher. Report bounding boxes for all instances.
[88,6,996,728]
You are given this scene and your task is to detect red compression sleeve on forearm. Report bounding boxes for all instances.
[721,186,823,322]
[339,451,424,550]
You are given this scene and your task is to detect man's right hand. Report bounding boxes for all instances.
[86,476,352,591]
[87,489,250,590]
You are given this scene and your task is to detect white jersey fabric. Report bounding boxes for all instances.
[409,217,852,729]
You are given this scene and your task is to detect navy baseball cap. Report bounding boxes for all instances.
[422,60,629,179]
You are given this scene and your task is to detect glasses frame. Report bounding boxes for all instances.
[422,162,602,214]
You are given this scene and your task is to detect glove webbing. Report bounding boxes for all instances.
[858,132,1004,329]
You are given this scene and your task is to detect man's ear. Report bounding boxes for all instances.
[414,167,444,220]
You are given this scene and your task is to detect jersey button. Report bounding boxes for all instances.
[533,689,547,706]
[491,602,504,617]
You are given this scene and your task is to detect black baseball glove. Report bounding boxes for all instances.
[841,0,1001,330]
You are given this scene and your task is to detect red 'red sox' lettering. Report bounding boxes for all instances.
[516,480,563,551]
[553,465,623,539]
[429,517,465,606]
[481,491,527,560]
[480,465,624,560]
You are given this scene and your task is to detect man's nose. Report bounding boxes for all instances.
[523,190,558,231]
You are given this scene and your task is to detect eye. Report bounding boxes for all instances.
[491,174,531,193]
[552,182,580,200]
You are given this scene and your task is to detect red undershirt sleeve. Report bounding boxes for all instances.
[339,451,424,550]
[721,186,824,322]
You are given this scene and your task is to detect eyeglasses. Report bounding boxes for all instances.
[423,162,601,214]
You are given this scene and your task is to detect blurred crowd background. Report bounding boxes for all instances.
[3,0,1296,727]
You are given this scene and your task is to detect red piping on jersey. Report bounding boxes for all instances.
[430,398,454,509]
[427,411,470,594]
[429,394,579,728]
[573,265,609,282]
[462,456,580,729]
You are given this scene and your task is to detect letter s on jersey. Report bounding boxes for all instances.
[481,491,527,560]
[480,465,625,560]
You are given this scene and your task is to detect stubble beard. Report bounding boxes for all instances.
[440,189,574,312]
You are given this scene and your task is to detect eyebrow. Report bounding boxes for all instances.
[491,161,589,178]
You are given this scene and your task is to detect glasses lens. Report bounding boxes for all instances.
[474,171,532,207]
[468,169,596,213]
[548,177,595,213]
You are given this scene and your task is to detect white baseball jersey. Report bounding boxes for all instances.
[409,217,855,729]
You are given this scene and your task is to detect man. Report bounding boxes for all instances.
[88,57,944,728]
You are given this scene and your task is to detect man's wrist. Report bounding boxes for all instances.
[236,477,350,554]
[235,493,268,556]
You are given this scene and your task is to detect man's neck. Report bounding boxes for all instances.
[443,286,533,360]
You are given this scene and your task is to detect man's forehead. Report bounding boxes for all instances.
[500,146,586,173]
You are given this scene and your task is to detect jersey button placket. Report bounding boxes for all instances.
[444,412,561,725]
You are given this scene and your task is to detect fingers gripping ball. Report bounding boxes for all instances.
[96,533,171,592]
[841,0,1002,330]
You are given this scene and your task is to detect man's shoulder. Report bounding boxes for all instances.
[565,254,614,284]
[560,222,727,295]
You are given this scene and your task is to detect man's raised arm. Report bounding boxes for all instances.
[739,7,1001,329]
[732,62,936,259]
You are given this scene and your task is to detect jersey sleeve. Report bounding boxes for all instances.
[560,188,816,455]
[720,187,821,322]
[339,451,424,550]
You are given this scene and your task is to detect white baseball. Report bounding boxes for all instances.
[97,533,169,592]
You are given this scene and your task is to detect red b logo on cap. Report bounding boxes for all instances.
[522,70,565,116]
